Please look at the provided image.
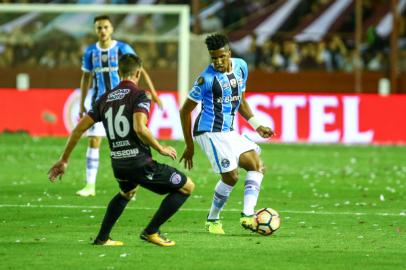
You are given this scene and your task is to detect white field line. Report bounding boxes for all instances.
[0,204,405,217]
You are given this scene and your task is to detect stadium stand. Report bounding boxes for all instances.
[0,0,405,93]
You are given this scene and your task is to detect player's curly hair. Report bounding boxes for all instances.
[119,54,142,78]
[205,33,229,50]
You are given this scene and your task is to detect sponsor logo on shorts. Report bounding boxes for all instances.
[221,158,230,168]
[170,172,182,185]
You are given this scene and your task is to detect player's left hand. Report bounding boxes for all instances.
[180,146,194,170]
[48,160,68,182]
[257,126,275,138]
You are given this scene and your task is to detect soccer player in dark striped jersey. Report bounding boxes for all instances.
[180,33,275,234]
[48,54,194,247]
[77,15,163,197]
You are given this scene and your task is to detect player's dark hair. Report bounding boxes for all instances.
[94,15,112,24]
[119,54,142,78]
[205,33,229,50]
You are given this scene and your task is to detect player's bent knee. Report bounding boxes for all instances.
[179,177,195,195]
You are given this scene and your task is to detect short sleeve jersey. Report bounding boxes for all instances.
[88,80,152,169]
[188,58,248,136]
[82,40,135,104]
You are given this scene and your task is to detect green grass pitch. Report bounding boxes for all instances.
[0,133,405,270]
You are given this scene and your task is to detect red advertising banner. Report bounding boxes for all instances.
[1,88,406,144]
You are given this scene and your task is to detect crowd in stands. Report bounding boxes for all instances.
[0,0,405,73]
[1,27,402,73]
[236,34,395,73]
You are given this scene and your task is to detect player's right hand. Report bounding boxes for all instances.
[47,160,68,182]
[159,145,177,160]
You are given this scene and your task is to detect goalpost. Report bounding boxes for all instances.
[0,3,190,103]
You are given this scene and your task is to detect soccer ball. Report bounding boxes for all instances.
[255,208,280,236]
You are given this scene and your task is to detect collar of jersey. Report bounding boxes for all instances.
[96,40,117,51]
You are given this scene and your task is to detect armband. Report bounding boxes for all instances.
[248,116,261,130]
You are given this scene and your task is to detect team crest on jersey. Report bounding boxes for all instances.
[230,78,237,88]
[221,159,230,168]
[101,54,109,62]
[170,172,182,185]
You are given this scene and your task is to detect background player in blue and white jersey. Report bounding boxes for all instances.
[180,33,274,234]
[77,15,163,197]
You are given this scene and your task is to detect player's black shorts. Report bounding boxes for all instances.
[112,160,187,195]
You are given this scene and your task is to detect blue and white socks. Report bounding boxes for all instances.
[86,147,99,186]
[243,171,263,216]
[207,180,233,220]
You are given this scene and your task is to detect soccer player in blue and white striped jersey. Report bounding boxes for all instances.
[76,15,162,197]
[180,33,275,234]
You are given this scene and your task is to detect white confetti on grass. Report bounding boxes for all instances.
[120,253,129,258]
[99,254,106,257]
[379,194,385,201]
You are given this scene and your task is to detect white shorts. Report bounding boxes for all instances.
[86,121,106,137]
[195,131,260,174]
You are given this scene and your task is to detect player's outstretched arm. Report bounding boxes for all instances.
[79,72,93,118]
[238,93,275,138]
[133,112,176,160]
[179,98,198,170]
[48,116,95,182]
[140,67,163,110]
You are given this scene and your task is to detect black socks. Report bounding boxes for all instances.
[144,192,189,235]
[95,193,129,241]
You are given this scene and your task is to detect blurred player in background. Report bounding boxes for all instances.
[179,33,274,234]
[77,15,163,197]
[49,54,194,247]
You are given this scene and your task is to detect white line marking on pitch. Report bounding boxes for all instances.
[0,204,404,217]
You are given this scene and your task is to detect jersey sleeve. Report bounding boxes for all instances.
[188,75,207,103]
[81,46,93,72]
[121,42,136,56]
[239,59,249,92]
[133,92,151,117]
